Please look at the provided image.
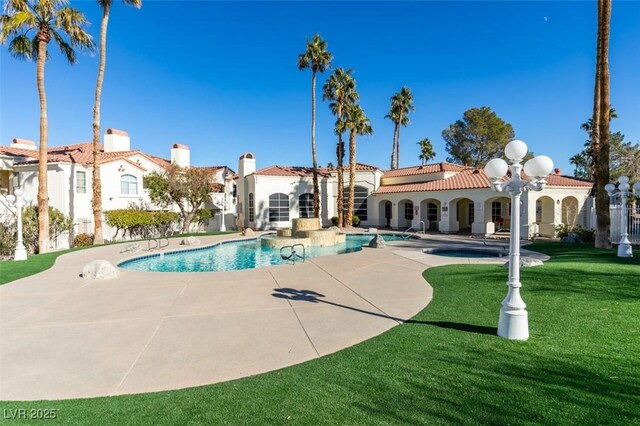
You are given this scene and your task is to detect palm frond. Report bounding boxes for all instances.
[0,11,37,42]
[50,28,74,63]
[55,7,94,53]
[122,0,142,9]
[7,33,35,59]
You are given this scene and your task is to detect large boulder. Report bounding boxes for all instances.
[242,228,255,236]
[561,233,582,244]
[503,257,544,268]
[180,236,201,246]
[368,234,386,248]
[82,260,118,281]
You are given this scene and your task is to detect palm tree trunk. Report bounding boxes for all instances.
[92,5,110,245]
[396,113,404,169]
[346,129,356,228]
[311,71,320,219]
[390,124,398,170]
[594,0,612,249]
[36,38,49,254]
[337,134,344,228]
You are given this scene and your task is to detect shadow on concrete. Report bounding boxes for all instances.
[272,287,496,336]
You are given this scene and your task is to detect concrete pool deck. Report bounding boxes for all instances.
[0,232,546,401]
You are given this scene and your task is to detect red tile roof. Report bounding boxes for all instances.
[0,142,173,169]
[381,162,468,178]
[374,169,593,194]
[253,165,333,178]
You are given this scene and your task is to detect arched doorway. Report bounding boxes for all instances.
[420,199,441,231]
[378,200,392,228]
[484,196,511,232]
[535,196,555,237]
[398,199,414,229]
[561,196,579,228]
[452,198,474,232]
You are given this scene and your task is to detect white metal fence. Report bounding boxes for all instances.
[609,204,640,244]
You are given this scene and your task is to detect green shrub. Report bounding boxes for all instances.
[105,209,180,239]
[352,215,361,227]
[554,224,596,242]
[21,206,72,254]
[194,209,215,226]
[73,233,93,247]
[331,216,339,226]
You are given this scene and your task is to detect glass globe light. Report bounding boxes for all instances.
[524,155,554,178]
[14,188,23,197]
[6,194,16,204]
[618,176,629,184]
[604,183,616,195]
[619,182,630,192]
[634,182,640,192]
[484,158,508,179]
[23,194,33,204]
[504,140,528,161]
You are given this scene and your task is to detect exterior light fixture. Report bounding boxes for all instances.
[484,140,554,340]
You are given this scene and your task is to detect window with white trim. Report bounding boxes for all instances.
[268,193,289,222]
[121,174,138,195]
[76,171,86,194]
[342,186,368,221]
[404,201,414,220]
[299,193,313,218]
[248,193,254,222]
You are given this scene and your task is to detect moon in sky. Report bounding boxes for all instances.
[544,17,548,22]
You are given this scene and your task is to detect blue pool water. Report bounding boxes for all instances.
[119,233,410,273]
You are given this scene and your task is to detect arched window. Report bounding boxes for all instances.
[299,193,313,218]
[343,186,368,221]
[248,193,255,222]
[121,174,138,195]
[269,193,289,222]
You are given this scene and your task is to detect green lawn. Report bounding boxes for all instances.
[0,231,237,285]
[2,242,639,425]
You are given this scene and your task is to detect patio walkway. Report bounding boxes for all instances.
[0,233,541,401]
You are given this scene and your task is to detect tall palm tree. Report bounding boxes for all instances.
[1,0,94,254]
[92,0,141,245]
[323,68,357,227]
[385,87,414,169]
[340,103,372,227]
[297,34,332,219]
[417,138,436,165]
[593,0,612,249]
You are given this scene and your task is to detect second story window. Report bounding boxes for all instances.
[76,171,86,194]
[121,174,138,195]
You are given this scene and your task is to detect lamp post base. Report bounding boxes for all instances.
[14,246,28,261]
[497,308,529,340]
[617,243,633,258]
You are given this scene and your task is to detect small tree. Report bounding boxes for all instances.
[442,107,515,168]
[417,138,436,165]
[144,165,218,233]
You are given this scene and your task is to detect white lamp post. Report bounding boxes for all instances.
[605,176,635,258]
[6,188,33,261]
[216,193,228,232]
[484,140,554,340]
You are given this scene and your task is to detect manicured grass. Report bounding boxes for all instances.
[0,231,237,285]
[2,242,639,424]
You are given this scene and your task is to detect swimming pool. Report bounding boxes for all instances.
[119,233,412,273]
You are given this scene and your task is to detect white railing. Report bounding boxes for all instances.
[610,204,640,244]
[401,221,425,239]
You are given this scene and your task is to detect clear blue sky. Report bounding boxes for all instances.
[1,1,639,174]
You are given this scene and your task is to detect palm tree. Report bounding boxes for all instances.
[417,138,436,165]
[297,34,332,219]
[1,0,94,254]
[340,103,372,227]
[592,0,612,249]
[385,87,415,169]
[323,68,357,227]
[92,0,141,245]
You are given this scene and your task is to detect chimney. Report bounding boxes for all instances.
[104,128,130,152]
[238,152,256,178]
[554,168,561,175]
[11,138,37,151]
[171,143,190,168]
